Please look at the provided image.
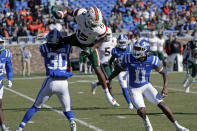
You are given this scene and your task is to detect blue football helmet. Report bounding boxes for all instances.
[0,36,5,51]
[132,38,150,59]
[46,29,63,45]
[117,34,128,49]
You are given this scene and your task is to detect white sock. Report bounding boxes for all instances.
[104,88,109,93]
[1,124,6,130]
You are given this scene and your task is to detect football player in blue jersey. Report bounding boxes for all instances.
[108,39,189,131]
[0,36,13,131]
[16,29,76,131]
[109,34,133,110]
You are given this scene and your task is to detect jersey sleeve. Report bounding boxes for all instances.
[119,53,131,69]
[5,49,13,81]
[97,24,108,38]
[111,48,116,57]
[152,56,161,67]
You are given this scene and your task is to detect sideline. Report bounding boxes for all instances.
[4,88,104,131]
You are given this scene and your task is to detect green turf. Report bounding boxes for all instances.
[3,72,197,131]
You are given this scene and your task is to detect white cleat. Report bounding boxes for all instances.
[104,91,119,107]
[16,127,23,131]
[176,124,189,131]
[128,103,134,110]
[91,82,97,95]
[185,86,190,93]
[143,119,153,131]
[70,121,76,131]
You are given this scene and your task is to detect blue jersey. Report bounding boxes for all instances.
[111,47,129,71]
[0,49,13,81]
[121,53,160,88]
[40,44,73,78]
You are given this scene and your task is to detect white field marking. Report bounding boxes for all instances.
[116,116,126,119]
[4,88,104,131]
[28,121,34,124]
[77,91,84,94]
[155,85,197,94]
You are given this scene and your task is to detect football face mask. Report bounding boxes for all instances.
[132,39,150,59]
[117,34,128,50]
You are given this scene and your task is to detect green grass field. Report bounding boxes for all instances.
[3,72,197,131]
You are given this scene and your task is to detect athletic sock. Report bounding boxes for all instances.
[122,88,131,104]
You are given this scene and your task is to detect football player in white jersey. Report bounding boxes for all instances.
[148,31,159,57]
[157,33,165,62]
[0,36,13,131]
[16,30,76,131]
[51,6,119,106]
[108,39,189,131]
[182,35,197,93]
[91,27,117,95]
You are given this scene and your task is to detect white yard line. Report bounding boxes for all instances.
[4,88,104,131]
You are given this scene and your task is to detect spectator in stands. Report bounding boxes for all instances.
[17,26,28,37]
[166,36,183,72]
[20,45,32,77]
[177,29,185,37]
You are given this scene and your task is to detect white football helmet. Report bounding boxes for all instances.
[106,27,112,41]
[117,34,128,49]
[0,36,5,51]
[85,6,103,27]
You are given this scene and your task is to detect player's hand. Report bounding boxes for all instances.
[161,87,168,98]
[7,80,12,88]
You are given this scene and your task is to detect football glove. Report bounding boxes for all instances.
[7,80,12,88]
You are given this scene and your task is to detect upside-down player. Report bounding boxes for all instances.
[108,38,189,131]
[51,5,119,106]
[16,30,76,131]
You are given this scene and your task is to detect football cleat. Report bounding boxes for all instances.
[143,119,153,131]
[91,82,97,95]
[176,125,189,131]
[128,103,134,110]
[70,121,76,131]
[104,91,120,107]
[16,127,23,131]
[185,86,190,93]
[182,75,193,88]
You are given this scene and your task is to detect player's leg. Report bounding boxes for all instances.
[128,86,153,131]
[16,77,52,131]
[143,83,189,131]
[183,62,194,93]
[88,48,119,106]
[79,55,84,75]
[118,71,133,110]
[84,56,88,74]
[91,64,110,95]
[55,79,76,131]
[0,86,7,131]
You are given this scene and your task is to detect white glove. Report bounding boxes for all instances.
[7,80,12,88]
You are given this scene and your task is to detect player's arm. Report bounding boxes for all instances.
[5,58,13,81]
[155,65,168,97]
[51,5,74,19]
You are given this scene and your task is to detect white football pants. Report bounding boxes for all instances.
[34,77,71,112]
[0,80,3,99]
[128,83,163,109]
[118,71,129,89]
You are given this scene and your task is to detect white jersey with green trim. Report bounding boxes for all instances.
[98,37,117,64]
[73,8,107,45]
